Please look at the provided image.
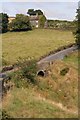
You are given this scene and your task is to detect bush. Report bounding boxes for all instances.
[60,67,69,76]
[18,59,37,84]
[10,59,38,88]
[47,20,76,30]
[9,14,32,31]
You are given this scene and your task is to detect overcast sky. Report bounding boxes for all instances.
[0,1,79,21]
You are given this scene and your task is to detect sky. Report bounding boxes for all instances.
[0,1,79,21]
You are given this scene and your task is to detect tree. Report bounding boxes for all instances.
[75,4,80,46]
[27,9,46,28]
[39,15,46,28]
[35,9,43,15]
[27,9,43,16]
[27,9,36,16]
[9,14,32,31]
[0,13,9,33]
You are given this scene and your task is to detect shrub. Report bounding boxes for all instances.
[60,67,69,76]
[9,14,32,31]
[10,59,38,88]
[18,59,37,84]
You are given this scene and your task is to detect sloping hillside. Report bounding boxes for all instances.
[2,50,78,118]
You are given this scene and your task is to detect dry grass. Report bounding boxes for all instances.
[37,60,78,110]
[2,51,78,118]
[3,86,78,118]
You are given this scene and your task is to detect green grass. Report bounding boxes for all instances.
[63,50,79,69]
[2,29,75,65]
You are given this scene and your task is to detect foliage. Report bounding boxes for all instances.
[9,14,32,31]
[10,59,38,88]
[75,6,80,47]
[18,59,37,84]
[39,15,46,28]
[0,13,9,33]
[60,67,69,76]
[27,9,36,16]
[27,9,43,16]
[47,20,76,30]
[35,9,43,15]
[10,71,28,88]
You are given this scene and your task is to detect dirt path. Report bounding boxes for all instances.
[38,45,78,64]
[36,93,78,115]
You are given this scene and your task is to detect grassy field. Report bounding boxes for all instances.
[2,29,78,118]
[2,29,75,65]
[3,50,78,118]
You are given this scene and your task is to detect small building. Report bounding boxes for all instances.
[29,14,39,28]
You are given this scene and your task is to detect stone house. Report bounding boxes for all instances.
[29,15,39,28]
